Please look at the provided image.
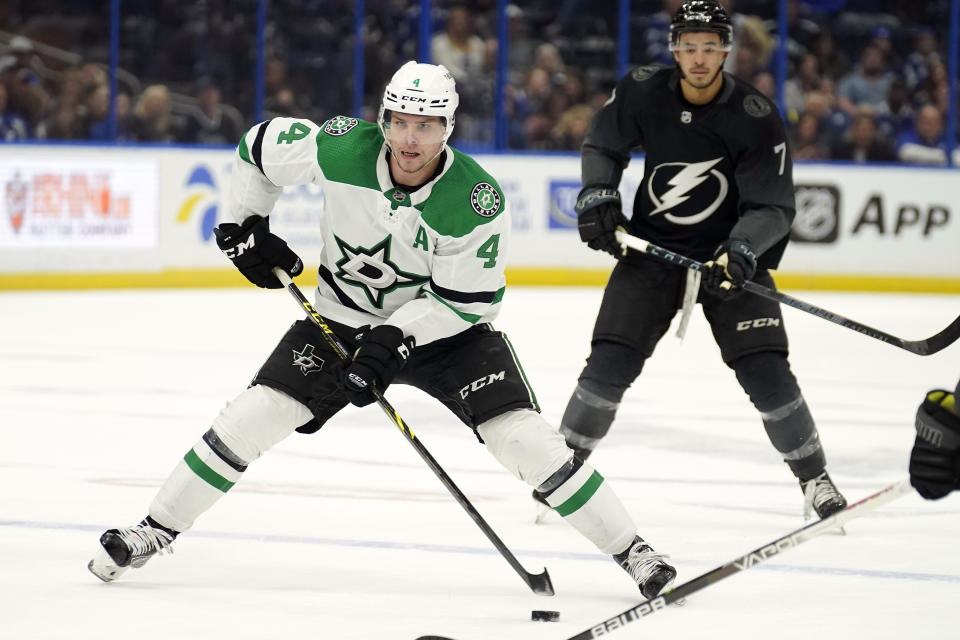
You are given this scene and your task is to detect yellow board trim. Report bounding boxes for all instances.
[1,267,959,294]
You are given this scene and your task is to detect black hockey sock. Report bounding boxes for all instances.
[559,383,621,460]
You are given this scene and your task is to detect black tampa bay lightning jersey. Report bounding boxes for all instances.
[582,65,796,268]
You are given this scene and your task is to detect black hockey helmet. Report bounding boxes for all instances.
[669,0,734,48]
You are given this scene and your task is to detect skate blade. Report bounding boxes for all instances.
[534,502,553,524]
[88,546,127,582]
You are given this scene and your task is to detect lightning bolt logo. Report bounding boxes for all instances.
[647,157,728,226]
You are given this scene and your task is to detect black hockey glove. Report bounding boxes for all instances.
[342,325,415,407]
[575,186,628,257]
[702,239,758,300]
[214,214,303,289]
[909,389,960,500]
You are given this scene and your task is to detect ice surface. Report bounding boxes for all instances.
[1,286,957,639]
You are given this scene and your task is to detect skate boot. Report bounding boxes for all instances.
[531,489,553,524]
[614,535,677,599]
[800,471,848,520]
[88,518,176,582]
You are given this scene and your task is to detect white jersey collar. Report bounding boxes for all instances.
[376,142,455,206]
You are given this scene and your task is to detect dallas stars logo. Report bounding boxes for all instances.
[292,344,324,376]
[324,115,358,136]
[470,182,501,218]
[334,235,429,308]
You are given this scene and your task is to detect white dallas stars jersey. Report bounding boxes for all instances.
[229,116,508,347]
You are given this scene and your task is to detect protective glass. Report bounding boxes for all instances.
[669,41,732,54]
[382,115,448,145]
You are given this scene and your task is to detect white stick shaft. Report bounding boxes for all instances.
[272,266,294,288]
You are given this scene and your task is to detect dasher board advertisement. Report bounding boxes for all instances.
[0,156,159,248]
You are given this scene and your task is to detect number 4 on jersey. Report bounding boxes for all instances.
[476,234,499,268]
[278,122,311,144]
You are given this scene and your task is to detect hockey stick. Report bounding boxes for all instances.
[413,479,913,640]
[563,478,913,640]
[615,230,960,356]
[272,268,555,596]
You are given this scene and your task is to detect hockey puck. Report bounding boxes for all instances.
[531,610,560,622]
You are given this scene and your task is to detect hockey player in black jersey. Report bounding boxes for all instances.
[543,0,848,520]
[910,378,960,500]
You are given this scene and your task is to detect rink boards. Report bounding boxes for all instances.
[0,144,957,291]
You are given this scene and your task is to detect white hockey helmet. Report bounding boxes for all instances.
[378,61,459,146]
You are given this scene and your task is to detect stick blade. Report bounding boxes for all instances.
[914,313,960,355]
[528,567,555,596]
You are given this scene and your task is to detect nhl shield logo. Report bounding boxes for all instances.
[470,182,502,218]
[5,171,27,233]
[743,95,772,118]
[630,65,658,82]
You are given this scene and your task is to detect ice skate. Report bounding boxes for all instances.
[88,519,175,582]
[531,489,554,524]
[614,535,677,599]
[801,471,848,520]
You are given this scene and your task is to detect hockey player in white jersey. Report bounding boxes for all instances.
[88,61,677,599]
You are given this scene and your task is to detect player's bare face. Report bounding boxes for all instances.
[673,32,728,102]
[385,113,447,185]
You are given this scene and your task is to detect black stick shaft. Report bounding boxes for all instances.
[564,479,912,640]
[272,268,554,596]
[615,231,960,356]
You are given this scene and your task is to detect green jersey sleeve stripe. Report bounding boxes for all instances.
[238,135,255,166]
[424,290,483,324]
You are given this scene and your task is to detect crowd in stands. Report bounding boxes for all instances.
[1,0,957,165]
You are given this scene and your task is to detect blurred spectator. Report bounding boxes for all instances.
[262,57,312,119]
[836,45,893,115]
[732,16,774,83]
[36,102,82,140]
[432,5,494,145]
[895,103,959,165]
[902,26,939,94]
[784,53,822,121]
[0,36,42,87]
[127,84,175,142]
[180,77,244,145]
[881,77,914,139]
[506,4,536,84]
[533,42,566,88]
[810,30,850,82]
[509,66,552,149]
[86,89,131,141]
[715,0,750,77]
[830,107,895,163]
[264,87,298,119]
[763,0,821,60]
[640,0,686,66]
[82,84,111,140]
[0,82,30,140]
[914,58,948,109]
[430,6,487,84]
[752,71,775,100]
[550,103,593,150]
[867,25,899,72]
[790,111,829,160]
[804,83,849,147]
